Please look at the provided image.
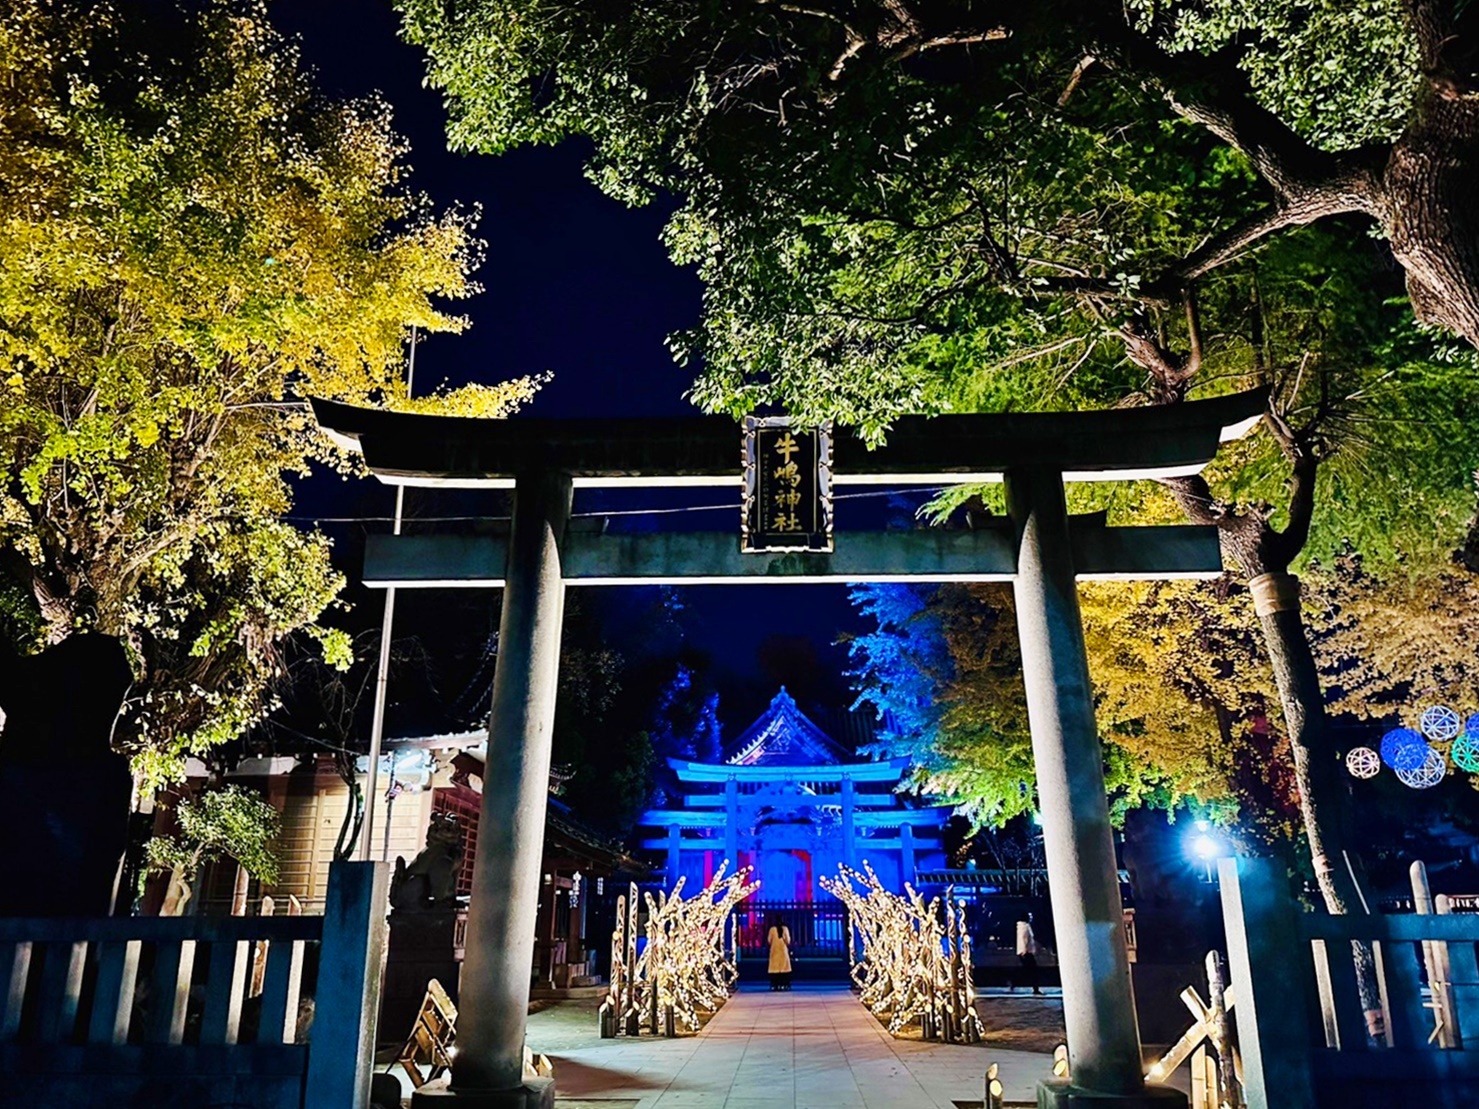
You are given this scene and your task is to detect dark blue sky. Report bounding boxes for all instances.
[274,1,892,729]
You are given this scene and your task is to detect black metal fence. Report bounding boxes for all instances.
[735,899,849,959]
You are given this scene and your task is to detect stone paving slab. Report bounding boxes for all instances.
[530,985,1054,1109]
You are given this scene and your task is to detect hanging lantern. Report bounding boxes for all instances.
[1345,747,1381,779]
[1419,705,1463,742]
[1380,727,1430,772]
[1395,745,1447,789]
[1451,715,1479,773]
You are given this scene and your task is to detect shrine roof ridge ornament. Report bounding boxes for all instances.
[309,388,1267,489]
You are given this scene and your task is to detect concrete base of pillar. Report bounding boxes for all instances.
[412,1078,555,1109]
[1036,1079,1188,1109]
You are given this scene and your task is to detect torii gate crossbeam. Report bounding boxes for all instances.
[312,391,1265,1109]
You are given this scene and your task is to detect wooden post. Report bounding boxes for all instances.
[1438,894,1476,1046]
[1217,857,1316,1109]
[1412,860,1457,1047]
[1205,950,1240,1108]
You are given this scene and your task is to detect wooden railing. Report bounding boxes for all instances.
[1220,856,1479,1109]
[0,860,387,1109]
[734,900,849,958]
[913,867,1050,897]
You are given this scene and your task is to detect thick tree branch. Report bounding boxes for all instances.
[1273,451,1320,568]
[1163,201,1361,289]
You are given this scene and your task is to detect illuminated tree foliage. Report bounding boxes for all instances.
[0,0,541,785]
[1304,555,1479,719]
[847,581,1209,829]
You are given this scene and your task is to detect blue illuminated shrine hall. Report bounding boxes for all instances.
[638,689,950,900]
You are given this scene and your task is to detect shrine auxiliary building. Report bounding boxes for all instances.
[638,688,948,952]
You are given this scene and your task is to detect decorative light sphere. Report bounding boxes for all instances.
[1395,745,1447,790]
[1345,747,1381,779]
[1420,705,1463,742]
[1380,727,1430,772]
[1453,730,1479,774]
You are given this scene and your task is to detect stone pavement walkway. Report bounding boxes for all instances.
[527,985,1053,1108]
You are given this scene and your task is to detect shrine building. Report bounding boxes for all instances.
[637,689,950,903]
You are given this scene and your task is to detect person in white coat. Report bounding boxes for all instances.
[767,917,792,991]
[1015,914,1042,995]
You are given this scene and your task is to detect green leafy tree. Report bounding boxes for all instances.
[848,580,1233,829]
[398,0,1479,432]
[144,783,281,915]
[0,0,541,786]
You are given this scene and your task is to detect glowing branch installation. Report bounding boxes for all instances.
[822,862,982,1044]
[599,862,759,1037]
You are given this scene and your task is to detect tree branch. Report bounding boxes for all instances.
[1097,32,1383,217]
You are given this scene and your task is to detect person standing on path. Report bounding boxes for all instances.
[767,916,792,991]
[1015,914,1042,995]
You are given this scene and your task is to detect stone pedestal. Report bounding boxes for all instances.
[1037,1079,1187,1108]
[413,1078,554,1109]
[381,909,461,1041]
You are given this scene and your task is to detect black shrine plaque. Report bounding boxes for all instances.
[742,416,833,552]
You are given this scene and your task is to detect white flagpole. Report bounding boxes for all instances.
[361,326,416,860]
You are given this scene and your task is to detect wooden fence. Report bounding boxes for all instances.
[1220,856,1479,1109]
[0,860,387,1109]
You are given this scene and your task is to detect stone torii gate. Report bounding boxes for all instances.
[314,390,1264,1109]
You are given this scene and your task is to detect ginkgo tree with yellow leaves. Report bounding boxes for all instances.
[0,0,542,786]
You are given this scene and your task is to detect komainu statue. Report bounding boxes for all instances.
[390,811,464,912]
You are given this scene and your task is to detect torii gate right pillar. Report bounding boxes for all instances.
[1008,467,1183,1109]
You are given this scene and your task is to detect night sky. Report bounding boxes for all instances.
[273,1,893,732]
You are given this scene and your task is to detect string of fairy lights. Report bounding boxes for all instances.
[599,862,760,1038]
[599,860,985,1043]
[821,862,982,1044]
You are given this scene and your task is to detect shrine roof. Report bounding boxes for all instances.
[724,688,853,767]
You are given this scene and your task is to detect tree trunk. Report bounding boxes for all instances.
[159,865,193,917]
[1379,96,1479,347]
[332,777,365,863]
[1162,472,1386,1037]
[1249,571,1384,1037]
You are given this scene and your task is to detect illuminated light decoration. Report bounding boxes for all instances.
[1190,834,1222,861]
[1395,745,1447,790]
[1379,727,1430,772]
[598,862,759,1038]
[1455,716,1479,774]
[1419,705,1463,742]
[1453,733,1479,774]
[1345,747,1381,779]
[821,862,982,1045]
